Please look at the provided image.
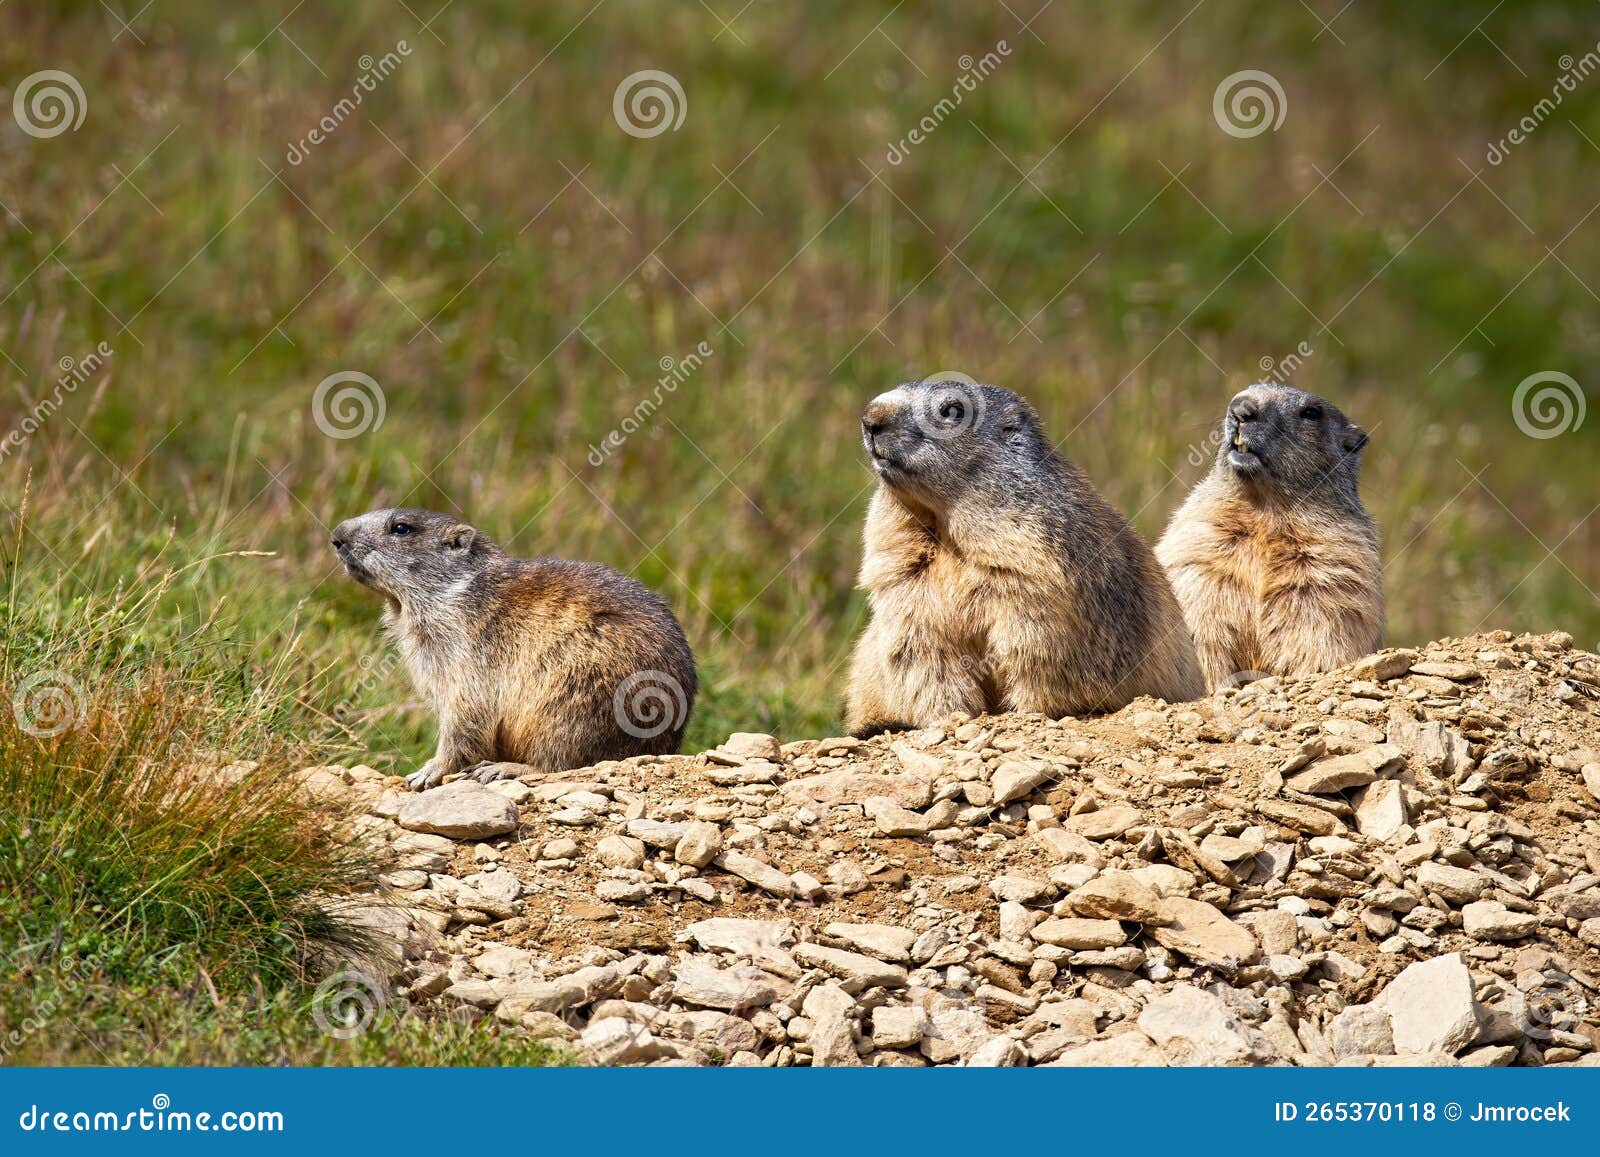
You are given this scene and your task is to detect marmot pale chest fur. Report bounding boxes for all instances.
[844,380,1205,737]
[1155,383,1382,691]
[332,508,697,790]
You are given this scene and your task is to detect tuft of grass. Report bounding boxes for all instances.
[0,499,373,984]
[0,675,375,987]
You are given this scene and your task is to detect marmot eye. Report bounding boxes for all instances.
[940,398,965,422]
[390,522,413,535]
[1299,406,1323,421]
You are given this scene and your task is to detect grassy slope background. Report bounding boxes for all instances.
[0,0,1596,1061]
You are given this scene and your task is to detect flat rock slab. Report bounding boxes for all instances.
[1257,799,1340,836]
[863,796,929,837]
[793,943,909,990]
[721,732,782,761]
[713,851,793,897]
[1064,805,1143,841]
[824,921,916,962]
[1416,861,1485,904]
[671,958,781,1010]
[1327,1003,1396,1058]
[679,917,794,955]
[992,760,1054,804]
[1031,917,1128,950]
[1351,650,1417,681]
[1353,779,1407,840]
[1149,898,1261,971]
[1034,828,1105,865]
[1462,900,1540,942]
[1046,1033,1168,1067]
[1410,661,1481,681]
[1286,745,1404,794]
[780,768,933,809]
[705,762,783,786]
[1065,872,1167,924]
[397,781,518,839]
[803,982,862,1066]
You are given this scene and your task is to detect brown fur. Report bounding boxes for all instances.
[844,381,1205,737]
[1156,384,1382,690]
[332,509,696,790]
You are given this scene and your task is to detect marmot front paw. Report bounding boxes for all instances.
[405,760,450,792]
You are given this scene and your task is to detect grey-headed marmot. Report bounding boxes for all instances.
[332,508,697,790]
[843,380,1205,737]
[1155,383,1382,690]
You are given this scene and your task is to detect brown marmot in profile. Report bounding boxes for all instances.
[843,380,1205,737]
[331,508,697,790]
[1155,383,1382,691]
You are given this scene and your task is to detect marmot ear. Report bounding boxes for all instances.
[1000,402,1026,437]
[1342,427,1369,453]
[443,525,477,552]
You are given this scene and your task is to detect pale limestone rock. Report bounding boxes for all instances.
[396,781,518,839]
[1377,953,1481,1055]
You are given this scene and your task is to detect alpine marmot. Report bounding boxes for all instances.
[844,379,1205,737]
[1155,383,1382,691]
[332,508,697,790]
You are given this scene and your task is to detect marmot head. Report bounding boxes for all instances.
[861,379,1054,515]
[1216,383,1368,501]
[331,507,499,606]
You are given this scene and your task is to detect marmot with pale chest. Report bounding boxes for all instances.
[844,379,1204,737]
[1155,383,1382,690]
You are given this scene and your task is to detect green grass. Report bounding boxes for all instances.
[2,966,570,1065]
[1,0,1598,1063]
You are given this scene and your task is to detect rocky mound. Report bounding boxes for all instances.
[309,631,1600,1066]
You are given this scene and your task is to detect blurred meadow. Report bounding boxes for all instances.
[4,0,1599,760]
[1,0,1599,1061]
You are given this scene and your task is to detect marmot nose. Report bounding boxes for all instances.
[862,404,897,437]
[1228,397,1259,424]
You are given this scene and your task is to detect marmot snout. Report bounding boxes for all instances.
[333,507,697,790]
[845,379,1205,737]
[1155,383,1383,690]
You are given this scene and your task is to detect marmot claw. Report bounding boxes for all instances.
[465,761,509,784]
[405,762,449,792]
